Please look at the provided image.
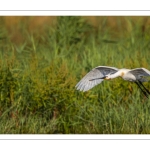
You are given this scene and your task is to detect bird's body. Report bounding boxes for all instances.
[75,66,150,98]
[120,69,136,81]
[109,68,141,82]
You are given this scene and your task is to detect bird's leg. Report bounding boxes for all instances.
[138,81,150,95]
[135,81,149,98]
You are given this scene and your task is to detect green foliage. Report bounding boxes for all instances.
[51,16,92,46]
[0,16,150,133]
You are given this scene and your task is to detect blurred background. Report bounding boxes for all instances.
[1,16,150,43]
[0,16,150,134]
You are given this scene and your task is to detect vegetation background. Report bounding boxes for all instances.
[0,16,150,133]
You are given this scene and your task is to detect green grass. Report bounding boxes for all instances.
[0,16,150,133]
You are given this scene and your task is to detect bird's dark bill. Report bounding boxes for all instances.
[89,76,106,81]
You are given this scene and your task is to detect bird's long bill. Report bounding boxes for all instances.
[89,76,106,81]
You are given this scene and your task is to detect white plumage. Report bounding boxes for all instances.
[75,66,150,98]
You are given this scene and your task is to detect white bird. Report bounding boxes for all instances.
[75,66,150,98]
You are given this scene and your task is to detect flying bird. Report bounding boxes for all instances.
[75,66,150,98]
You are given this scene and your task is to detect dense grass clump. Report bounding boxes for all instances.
[0,16,150,133]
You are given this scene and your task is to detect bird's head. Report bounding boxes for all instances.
[89,73,114,81]
[104,74,112,80]
[94,74,112,80]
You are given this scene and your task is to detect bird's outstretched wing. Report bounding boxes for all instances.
[75,66,119,92]
[129,68,150,81]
